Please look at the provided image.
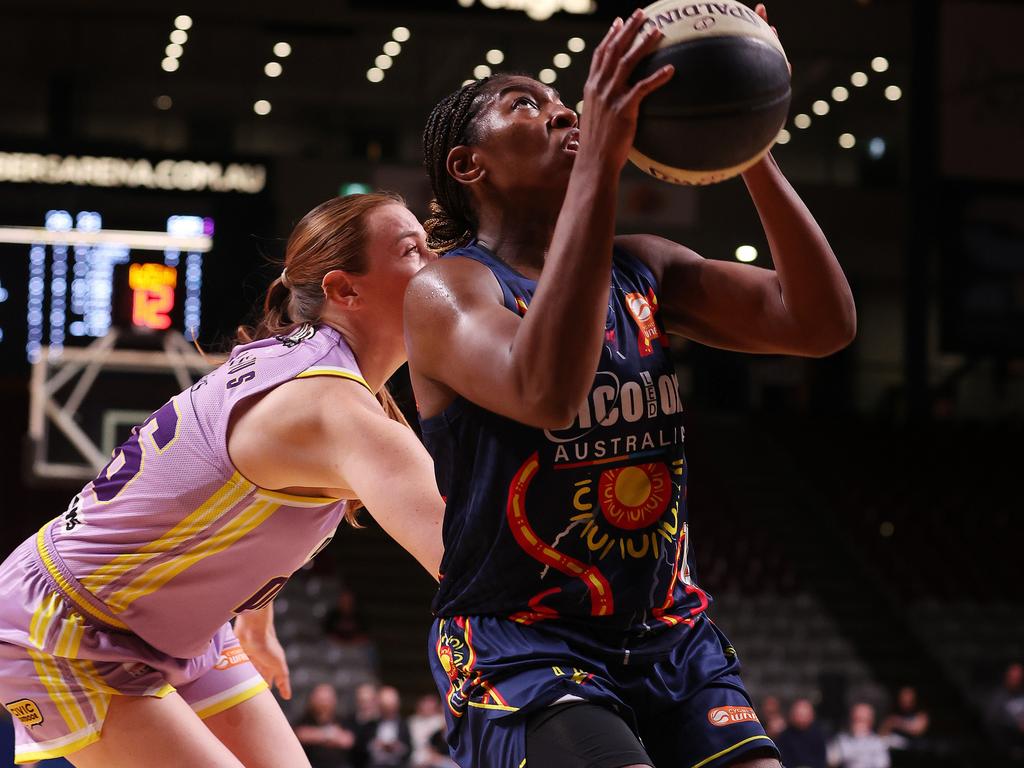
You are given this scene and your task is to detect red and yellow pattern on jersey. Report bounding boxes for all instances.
[420,242,776,768]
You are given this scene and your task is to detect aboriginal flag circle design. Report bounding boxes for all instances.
[597,462,671,530]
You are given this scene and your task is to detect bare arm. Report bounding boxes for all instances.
[405,12,674,429]
[228,377,444,579]
[619,155,855,358]
[234,603,292,699]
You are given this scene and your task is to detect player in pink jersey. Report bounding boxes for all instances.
[0,192,443,767]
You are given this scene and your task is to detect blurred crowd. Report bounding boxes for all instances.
[286,659,1024,768]
[284,576,1023,767]
[293,683,453,768]
[756,661,1024,768]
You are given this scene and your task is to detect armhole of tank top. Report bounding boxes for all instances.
[211,341,339,476]
[418,395,468,436]
[612,244,661,296]
[446,250,521,315]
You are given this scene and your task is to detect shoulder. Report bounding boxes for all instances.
[237,374,382,445]
[405,255,504,319]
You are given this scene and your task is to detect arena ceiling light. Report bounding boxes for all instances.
[161,15,192,74]
[454,0,596,21]
[538,36,588,91]
[735,245,758,263]
[779,57,897,151]
[366,28,410,84]
[464,49,501,86]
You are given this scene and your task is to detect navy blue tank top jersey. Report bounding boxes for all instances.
[420,241,710,640]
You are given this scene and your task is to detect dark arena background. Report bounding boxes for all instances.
[1,0,1022,766]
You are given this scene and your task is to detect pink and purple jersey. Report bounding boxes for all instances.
[37,323,365,658]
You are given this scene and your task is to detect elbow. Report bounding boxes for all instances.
[525,394,584,431]
[805,303,857,358]
[516,380,585,431]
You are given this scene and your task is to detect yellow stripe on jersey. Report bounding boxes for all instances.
[28,648,89,734]
[193,677,269,720]
[69,659,121,695]
[81,473,252,596]
[35,529,130,630]
[254,488,340,507]
[295,366,371,391]
[690,735,775,768]
[28,592,61,650]
[66,662,111,727]
[105,499,281,613]
[14,726,101,764]
[53,611,85,659]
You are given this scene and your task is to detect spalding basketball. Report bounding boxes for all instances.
[628,0,791,185]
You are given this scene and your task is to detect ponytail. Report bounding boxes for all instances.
[235,275,294,344]
[423,199,473,256]
[235,193,415,527]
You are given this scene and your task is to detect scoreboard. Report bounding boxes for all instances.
[0,210,213,363]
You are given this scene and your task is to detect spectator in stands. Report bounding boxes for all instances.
[323,585,370,644]
[761,694,787,738]
[366,685,413,767]
[828,702,890,768]
[295,683,357,768]
[408,694,446,768]
[986,662,1024,759]
[776,698,827,768]
[347,682,383,768]
[879,685,929,752]
[420,722,458,768]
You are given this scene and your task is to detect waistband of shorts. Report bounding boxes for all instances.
[436,612,705,664]
[35,521,131,631]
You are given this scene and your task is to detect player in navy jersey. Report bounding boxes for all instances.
[404,7,855,768]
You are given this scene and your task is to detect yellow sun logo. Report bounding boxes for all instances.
[598,463,670,530]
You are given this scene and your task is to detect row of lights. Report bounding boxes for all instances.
[160,15,192,73]
[737,59,901,263]
[776,56,901,151]
[539,36,586,86]
[463,48,505,86]
[254,42,292,116]
[459,36,587,103]
[366,27,411,84]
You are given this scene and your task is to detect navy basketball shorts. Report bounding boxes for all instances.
[428,612,778,768]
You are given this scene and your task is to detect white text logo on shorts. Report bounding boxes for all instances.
[214,647,251,670]
[707,706,759,726]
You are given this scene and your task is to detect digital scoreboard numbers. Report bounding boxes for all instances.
[129,263,178,331]
[0,210,212,362]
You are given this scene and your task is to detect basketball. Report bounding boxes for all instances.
[628,0,792,185]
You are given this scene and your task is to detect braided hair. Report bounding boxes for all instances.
[422,75,514,254]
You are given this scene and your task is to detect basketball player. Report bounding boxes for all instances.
[405,7,854,768]
[0,193,443,767]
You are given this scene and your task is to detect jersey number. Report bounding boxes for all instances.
[92,400,180,503]
[235,576,289,613]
